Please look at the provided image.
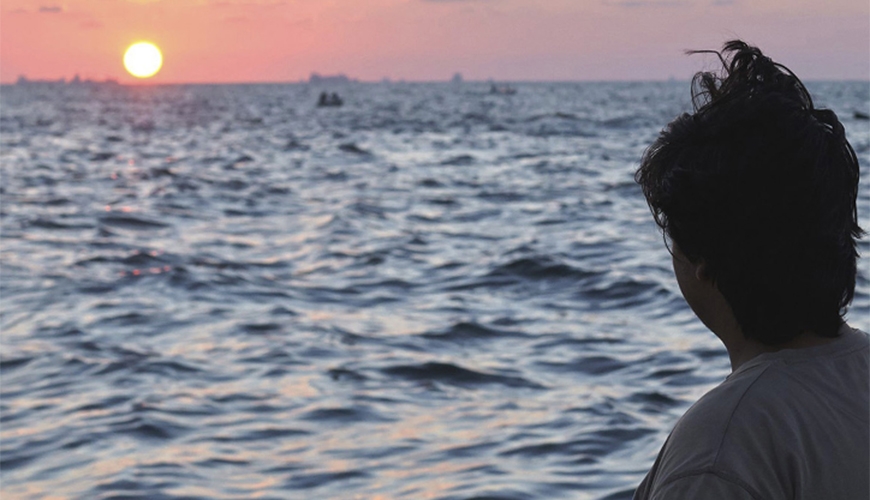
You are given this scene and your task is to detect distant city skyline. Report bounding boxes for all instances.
[2,0,868,85]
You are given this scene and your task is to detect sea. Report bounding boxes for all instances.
[1,80,868,500]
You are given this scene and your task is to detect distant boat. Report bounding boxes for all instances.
[16,74,120,87]
[317,91,343,107]
[489,84,516,95]
[854,110,869,120]
[309,73,355,84]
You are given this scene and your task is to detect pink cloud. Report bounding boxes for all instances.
[80,19,103,29]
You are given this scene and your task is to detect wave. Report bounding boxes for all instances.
[301,406,393,423]
[440,154,475,166]
[488,256,600,281]
[27,217,94,230]
[98,215,170,230]
[420,321,525,342]
[382,361,544,389]
[536,355,626,375]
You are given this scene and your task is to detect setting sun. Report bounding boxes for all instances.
[123,42,162,79]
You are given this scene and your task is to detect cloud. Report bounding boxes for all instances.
[211,0,287,5]
[80,20,103,29]
[38,5,63,13]
[602,0,685,6]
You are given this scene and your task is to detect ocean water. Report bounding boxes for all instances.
[1,80,868,500]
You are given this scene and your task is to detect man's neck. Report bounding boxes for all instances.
[720,328,842,372]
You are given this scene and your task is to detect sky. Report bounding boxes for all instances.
[1,0,868,84]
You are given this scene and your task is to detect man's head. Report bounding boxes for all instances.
[636,40,862,346]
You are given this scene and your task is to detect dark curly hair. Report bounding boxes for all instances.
[636,40,862,345]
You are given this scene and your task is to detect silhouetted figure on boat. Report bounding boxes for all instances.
[489,84,516,95]
[317,92,343,107]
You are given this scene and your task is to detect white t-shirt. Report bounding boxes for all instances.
[634,324,869,500]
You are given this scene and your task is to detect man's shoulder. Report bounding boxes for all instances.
[633,367,771,500]
[655,362,772,473]
[676,326,869,445]
[644,327,870,499]
[670,327,869,462]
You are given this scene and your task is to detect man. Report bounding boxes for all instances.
[633,40,869,499]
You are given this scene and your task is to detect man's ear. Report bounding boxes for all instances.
[694,260,711,283]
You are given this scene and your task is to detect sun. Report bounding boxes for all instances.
[124,42,163,78]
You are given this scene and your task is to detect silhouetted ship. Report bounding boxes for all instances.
[16,74,120,87]
[308,73,355,85]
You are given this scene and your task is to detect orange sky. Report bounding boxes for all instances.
[1,0,868,84]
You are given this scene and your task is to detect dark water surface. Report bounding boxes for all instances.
[2,81,868,499]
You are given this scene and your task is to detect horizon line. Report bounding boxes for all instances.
[4,76,868,86]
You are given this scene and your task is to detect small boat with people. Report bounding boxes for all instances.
[489,84,517,95]
[317,92,344,107]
